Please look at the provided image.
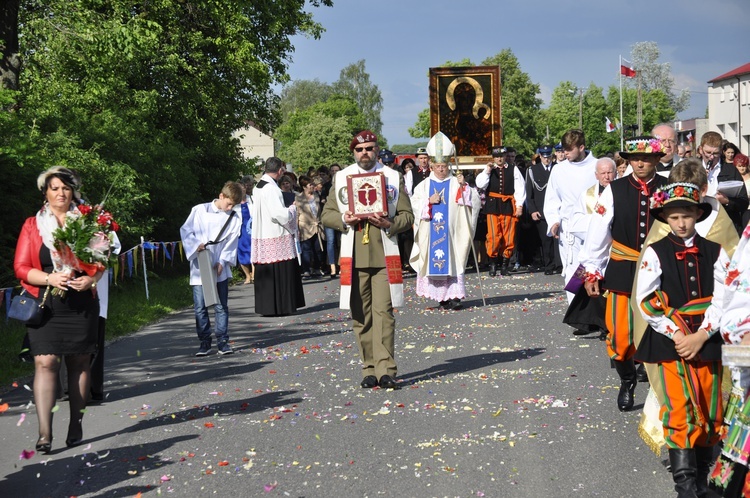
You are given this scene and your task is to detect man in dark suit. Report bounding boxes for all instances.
[699,131,749,233]
[526,145,561,274]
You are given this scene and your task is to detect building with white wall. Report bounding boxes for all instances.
[233,122,275,161]
[708,62,750,154]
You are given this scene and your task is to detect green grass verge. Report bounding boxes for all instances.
[0,261,196,390]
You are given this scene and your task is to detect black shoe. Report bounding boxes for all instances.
[636,363,649,383]
[90,392,104,403]
[488,262,497,277]
[450,298,463,310]
[360,375,378,389]
[36,436,52,454]
[499,258,510,276]
[544,269,554,275]
[378,375,398,389]
[66,438,83,448]
[572,328,590,336]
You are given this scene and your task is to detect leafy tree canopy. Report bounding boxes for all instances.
[0,0,332,286]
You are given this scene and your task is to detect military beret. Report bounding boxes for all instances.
[350,130,378,151]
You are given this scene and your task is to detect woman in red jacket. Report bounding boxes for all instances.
[14,167,101,453]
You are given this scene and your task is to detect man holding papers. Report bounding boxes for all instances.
[698,131,748,234]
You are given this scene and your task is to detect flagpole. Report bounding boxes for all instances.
[619,55,624,150]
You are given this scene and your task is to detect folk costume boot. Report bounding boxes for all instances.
[500,257,511,276]
[489,258,498,277]
[668,448,699,498]
[613,359,637,411]
[694,446,716,497]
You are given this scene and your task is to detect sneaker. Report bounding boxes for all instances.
[195,342,211,356]
[217,343,234,355]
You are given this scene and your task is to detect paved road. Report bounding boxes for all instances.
[0,270,677,497]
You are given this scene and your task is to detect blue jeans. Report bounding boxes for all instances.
[325,227,340,265]
[300,235,324,273]
[192,280,229,346]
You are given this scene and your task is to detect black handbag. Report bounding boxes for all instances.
[8,285,51,326]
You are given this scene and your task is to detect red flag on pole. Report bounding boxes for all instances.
[606,117,617,133]
[687,131,694,142]
[620,58,636,78]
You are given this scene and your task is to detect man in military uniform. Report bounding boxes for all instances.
[321,130,414,390]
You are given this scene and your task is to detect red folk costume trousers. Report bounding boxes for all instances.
[485,193,517,259]
[656,360,723,449]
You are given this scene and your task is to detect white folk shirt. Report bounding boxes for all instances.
[475,162,526,208]
[542,152,597,236]
[636,233,729,339]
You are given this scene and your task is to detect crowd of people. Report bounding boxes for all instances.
[14,124,750,497]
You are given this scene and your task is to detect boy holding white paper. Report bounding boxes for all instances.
[180,182,243,356]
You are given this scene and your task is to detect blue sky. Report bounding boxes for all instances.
[285,0,749,146]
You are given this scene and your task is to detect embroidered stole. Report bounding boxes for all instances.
[336,165,404,310]
[427,178,450,276]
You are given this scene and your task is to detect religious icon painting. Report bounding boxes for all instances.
[346,172,389,219]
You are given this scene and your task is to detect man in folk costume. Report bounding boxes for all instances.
[476,145,526,276]
[580,136,668,411]
[409,132,481,310]
[251,157,305,317]
[321,130,414,390]
[543,129,598,302]
[563,157,616,337]
[526,145,561,275]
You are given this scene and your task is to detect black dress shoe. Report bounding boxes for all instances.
[450,298,463,310]
[36,436,52,454]
[378,375,398,389]
[65,438,83,448]
[544,269,554,275]
[360,375,378,389]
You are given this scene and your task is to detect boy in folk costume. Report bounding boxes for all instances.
[180,181,243,356]
[580,136,668,411]
[320,130,414,390]
[635,182,728,497]
[409,132,481,310]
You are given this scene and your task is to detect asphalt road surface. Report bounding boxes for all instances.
[0,269,681,497]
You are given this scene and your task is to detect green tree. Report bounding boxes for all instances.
[481,50,542,157]
[12,0,332,245]
[281,113,357,170]
[276,96,367,169]
[333,60,384,138]
[540,81,580,144]
[278,79,334,122]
